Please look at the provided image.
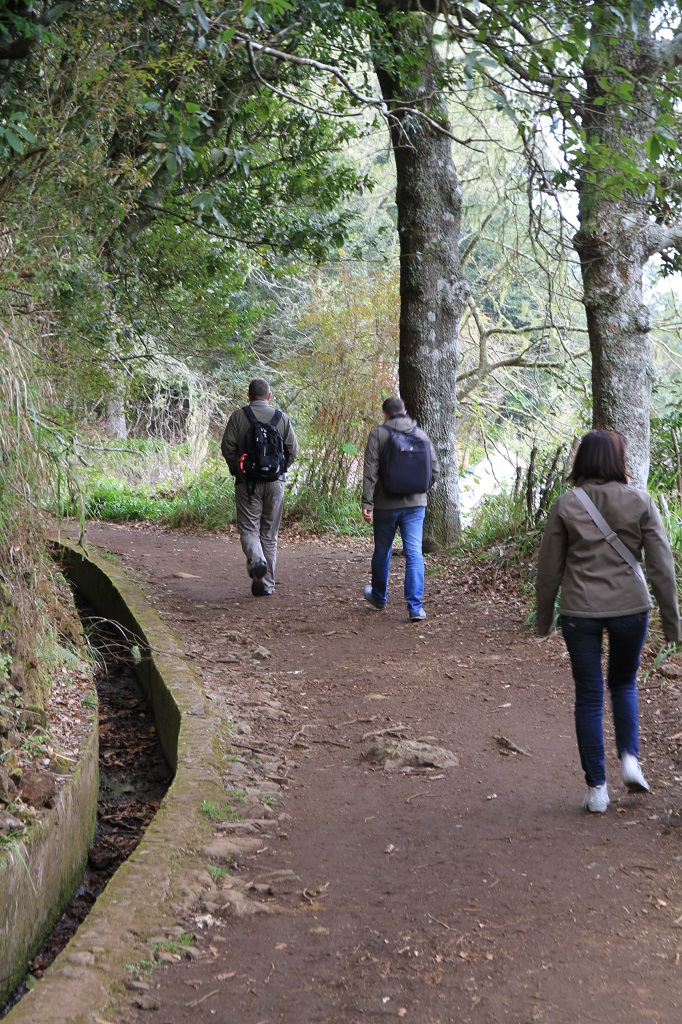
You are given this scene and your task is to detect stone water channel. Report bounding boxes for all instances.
[1,605,172,1017]
[0,541,230,1024]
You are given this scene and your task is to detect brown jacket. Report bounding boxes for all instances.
[536,479,681,641]
[362,415,440,511]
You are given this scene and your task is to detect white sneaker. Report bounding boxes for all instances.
[621,753,649,793]
[582,783,609,813]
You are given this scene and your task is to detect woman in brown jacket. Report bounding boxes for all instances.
[536,430,681,813]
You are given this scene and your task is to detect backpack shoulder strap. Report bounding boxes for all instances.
[242,404,259,426]
[573,487,645,581]
[269,410,283,428]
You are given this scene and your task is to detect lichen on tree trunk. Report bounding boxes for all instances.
[573,13,661,489]
[375,16,468,547]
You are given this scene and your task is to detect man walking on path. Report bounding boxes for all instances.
[221,378,298,596]
[362,396,439,621]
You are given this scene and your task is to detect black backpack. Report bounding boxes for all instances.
[379,425,432,495]
[239,406,287,483]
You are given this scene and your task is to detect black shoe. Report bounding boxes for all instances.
[250,560,267,580]
[363,584,386,610]
[251,578,267,597]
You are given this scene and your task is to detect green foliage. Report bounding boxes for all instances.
[284,485,366,537]
[462,490,530,553]
[63,435,370,534]
[0,111,35,156]
[649,382,682,498]
[200,799,239,822]
[208,864,228,880]
[58,459,236,530]
[151,933,194,955]
[282,266,399,496]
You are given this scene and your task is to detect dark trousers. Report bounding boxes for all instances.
[560,613,648,788]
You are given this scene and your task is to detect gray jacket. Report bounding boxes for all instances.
[221,401,298,483]
[536,478,681,641]
[362,415,440,511]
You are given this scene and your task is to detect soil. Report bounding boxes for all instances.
[83,521,682,1024]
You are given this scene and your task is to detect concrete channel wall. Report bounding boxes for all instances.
[3,540,225,1024]
[0,706,98,1006]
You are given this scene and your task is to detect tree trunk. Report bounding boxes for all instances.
[375,19,468,547]
[104,393,127,440]
[573,15,658,489]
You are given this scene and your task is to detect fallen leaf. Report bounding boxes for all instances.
[275,943,288,950]
[216,971,236,981]
[209,944,219,957]
[498,702,512,708]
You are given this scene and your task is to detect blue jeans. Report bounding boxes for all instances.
[560,613,648,787]
[370,507,426,615]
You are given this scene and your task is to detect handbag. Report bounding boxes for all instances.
[573,487,646,583]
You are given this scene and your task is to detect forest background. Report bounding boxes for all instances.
[3,1,682,771]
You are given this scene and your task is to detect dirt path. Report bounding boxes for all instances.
[84,523,682,1024]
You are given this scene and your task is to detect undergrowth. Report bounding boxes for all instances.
[57,439,368,535]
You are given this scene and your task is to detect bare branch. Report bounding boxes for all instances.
[234,31,479,147]
[644,223,682,259]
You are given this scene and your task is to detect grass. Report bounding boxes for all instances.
[62,472,367,536]
[208,864,229,881]
[61,474,235,529]
[56,437,369,534]
[124,959,155,976]
[284,484,366,537]
[151,933,194,954]
[200,799,240,822]
[54,441,236,529]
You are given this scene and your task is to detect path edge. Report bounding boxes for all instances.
[4,538,225,1024]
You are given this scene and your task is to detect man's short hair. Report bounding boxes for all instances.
[248,378,270,400]
[382,396,406,417]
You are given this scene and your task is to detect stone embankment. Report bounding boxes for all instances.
[4,542,227,1024]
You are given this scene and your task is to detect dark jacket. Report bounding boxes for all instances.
[362,415,440,511]
[536,478,681,641]
[221,401,298,483]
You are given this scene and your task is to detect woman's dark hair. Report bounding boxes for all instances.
[568,429,629,484]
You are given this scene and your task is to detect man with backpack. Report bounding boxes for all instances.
[221,379,298,597]
[361,396,439,621]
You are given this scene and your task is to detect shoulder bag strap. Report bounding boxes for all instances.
[573,487,646,582]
